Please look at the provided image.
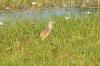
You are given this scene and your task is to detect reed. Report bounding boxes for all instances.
[0,0,99,10]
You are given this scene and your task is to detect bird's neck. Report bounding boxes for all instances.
[47,24,52,29]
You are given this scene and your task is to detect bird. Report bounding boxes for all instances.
[40,21,54,40]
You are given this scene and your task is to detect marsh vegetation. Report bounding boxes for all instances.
[0,0,100,66]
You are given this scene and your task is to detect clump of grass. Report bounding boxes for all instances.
[0,15,100,66]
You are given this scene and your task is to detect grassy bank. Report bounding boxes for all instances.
[0,0,99,10]
[0,14,100,66]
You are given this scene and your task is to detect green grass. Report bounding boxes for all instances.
[0,15,100,66]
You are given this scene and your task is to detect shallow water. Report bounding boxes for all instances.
[0,7,99,22]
